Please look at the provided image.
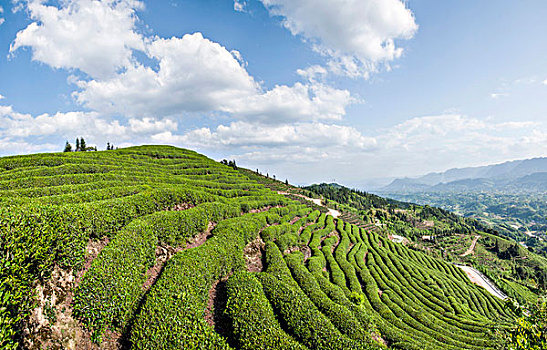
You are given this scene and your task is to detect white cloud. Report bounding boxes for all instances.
[128,117,177,134]
[0,5,4,25]
[163,121,376,150]
[260,0,418,78]
[10,0,145,79]
[234,0,247,12]
[74,33,354,122]
[0,94,4,100]
[74,33,258,116]
[490,92,509,99]
[543,79,547,85]
[0,104,178,155]
[11,0,356,124]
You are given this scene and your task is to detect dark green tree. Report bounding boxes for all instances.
[75,138,80,152]
[80,138,87,151]
[63,141,72,152]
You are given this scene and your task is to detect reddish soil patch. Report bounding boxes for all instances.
[204,276,232,340]
[348,241,355,252]
[247,205,283,214]
[298,220,316,234]
[171,203,195,211]
[378,289,383,297]
[186,222,215,249]
[244,236,265,272]
[371,332,390,347]
[301,246,312,261]
[142,245,184,292]
[289,216,301,225]
[320,230,339,246]
[23,238,125,350]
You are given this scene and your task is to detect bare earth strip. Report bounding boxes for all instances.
[460,235,480,257]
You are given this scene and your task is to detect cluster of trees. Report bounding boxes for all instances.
[63,138,97,152]
[220,159,238,169]
[63,139,117,152]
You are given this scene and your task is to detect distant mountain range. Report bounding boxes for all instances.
[381,157,547,193]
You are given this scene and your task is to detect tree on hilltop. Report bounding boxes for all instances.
[80,138,87,151]
[63,141,72,152]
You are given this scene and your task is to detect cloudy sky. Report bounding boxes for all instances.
[0,0,546,188]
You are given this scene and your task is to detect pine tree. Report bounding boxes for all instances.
[75,138,80,152]
[80,138,87,151]
[107,142,111,151]
[63,141,72,152]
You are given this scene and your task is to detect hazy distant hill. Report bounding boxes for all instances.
[382,157,547,193]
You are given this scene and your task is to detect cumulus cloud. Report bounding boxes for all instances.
[159,121,376,150]
[74,33,353,121]
[543,79,547,85]
[234,0,247,12]
[0,103,178,155]
[10,0,145,79]
[11,0,355,123]
[260,0,418,78]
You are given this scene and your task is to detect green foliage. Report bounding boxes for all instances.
[503,298,547,350]
[225,271,307,350]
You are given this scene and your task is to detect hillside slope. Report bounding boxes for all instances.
[304,183,546,306]
[0,146,517,349]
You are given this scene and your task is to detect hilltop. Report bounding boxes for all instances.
[0,146,531,349]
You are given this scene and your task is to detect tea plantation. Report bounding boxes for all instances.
[0,146,515,349]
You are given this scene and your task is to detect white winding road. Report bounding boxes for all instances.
[277,192,341,218]
[456,265,508,300]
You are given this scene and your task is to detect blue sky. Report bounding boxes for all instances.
[0,0,546,188]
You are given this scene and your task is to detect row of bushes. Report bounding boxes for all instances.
[73,200,242,341]
[129,208,295,349]
[0,185,222,346]
[224,271,307,350]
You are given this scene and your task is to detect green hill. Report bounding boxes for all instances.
[0,146,520,349]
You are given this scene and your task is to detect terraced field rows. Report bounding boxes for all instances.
[0,146,513,349]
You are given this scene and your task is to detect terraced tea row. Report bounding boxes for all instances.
[0,146,515,349]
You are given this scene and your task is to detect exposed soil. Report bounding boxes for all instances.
[171,203,195,211]
[186,222,216,249]
[320,230,339,247]
[289,216,301,225]
[301,246,312,261]
[460,235,480,257]
[298,220,316,234]
[244,236,265,272]
[204,277,232,342]
[23,238,123,350]
[371,332,390,347]
[348,241,355,252]
[248,205,283,214]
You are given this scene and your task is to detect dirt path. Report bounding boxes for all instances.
[460,235,480,257]
[277,191,341,218]
[456,265,508,300]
